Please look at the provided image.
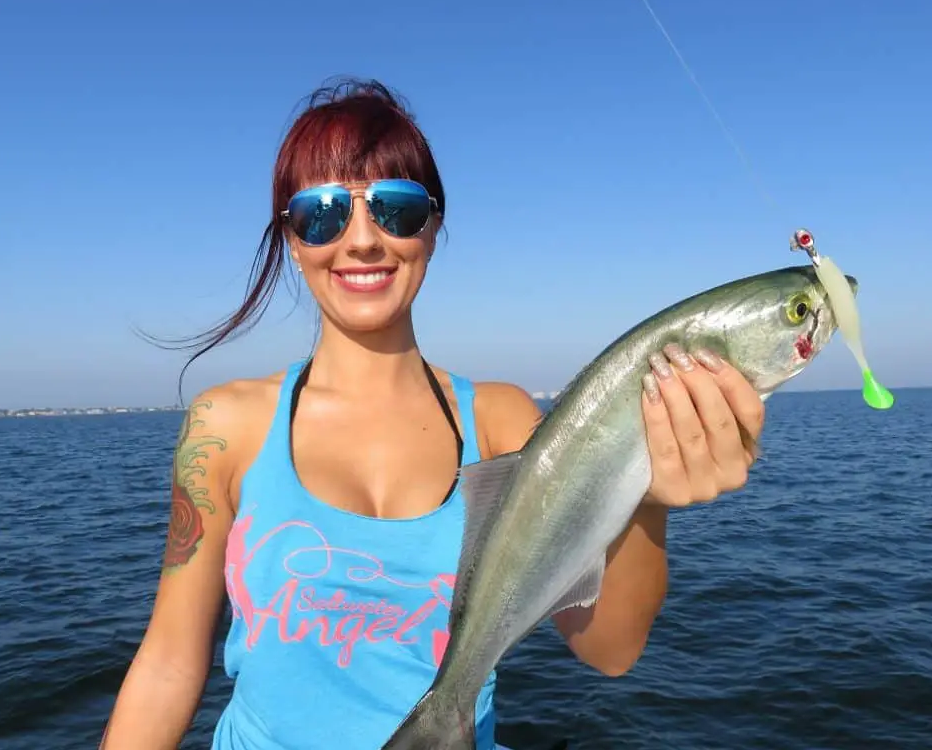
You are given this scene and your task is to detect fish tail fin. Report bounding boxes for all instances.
[380,682,476,750]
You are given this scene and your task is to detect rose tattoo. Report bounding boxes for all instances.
[164,400,227,571]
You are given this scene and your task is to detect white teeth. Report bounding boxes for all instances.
[341,271,390,286]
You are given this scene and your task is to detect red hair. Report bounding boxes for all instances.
[152,78,445,399]
[273,80,445,219]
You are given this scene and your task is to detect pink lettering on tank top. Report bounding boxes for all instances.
[224,509,456,669]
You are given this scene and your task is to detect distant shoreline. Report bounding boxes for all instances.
[0,406,184,419]
[3,386,928,419]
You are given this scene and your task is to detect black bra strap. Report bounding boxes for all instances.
[290,356,313,427]
[289,355,465,484]
[422,358,464,467]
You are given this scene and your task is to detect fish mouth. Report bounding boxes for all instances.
[794,307,821,361]
[794,334,814,360]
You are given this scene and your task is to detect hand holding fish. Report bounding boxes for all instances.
[641,343,764,508]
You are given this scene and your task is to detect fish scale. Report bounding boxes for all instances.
[381,265,854,750]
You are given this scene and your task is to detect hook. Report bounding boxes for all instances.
[789,228,822,267]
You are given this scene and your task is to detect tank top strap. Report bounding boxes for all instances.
[447,373,482,466]
[258,359,308,466]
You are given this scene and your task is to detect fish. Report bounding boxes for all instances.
[381,265,855,750]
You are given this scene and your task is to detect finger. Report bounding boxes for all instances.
[641,374,692,506]
[694,349,761,470]
[664,344,745,474]
[648,350,718,501]
[738,422,761,466]
[693,349,766,442]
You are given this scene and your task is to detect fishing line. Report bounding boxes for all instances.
[639,0,896,409]
[638,0,786,222]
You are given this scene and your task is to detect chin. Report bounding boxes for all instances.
[342,318,399,333]
[327,305,409,333]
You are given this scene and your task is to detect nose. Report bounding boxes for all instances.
[343,195,381,255]
[846,274,858,296]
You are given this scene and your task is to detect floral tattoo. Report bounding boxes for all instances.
[163,399,227,572]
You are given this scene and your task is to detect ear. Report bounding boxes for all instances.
[427,215,442,261]
[283,234,300,263]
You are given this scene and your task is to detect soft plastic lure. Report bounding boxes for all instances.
[790,229,894,410]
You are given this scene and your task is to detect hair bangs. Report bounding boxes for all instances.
[274,82,444,217]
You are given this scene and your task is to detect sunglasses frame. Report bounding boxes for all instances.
[280,178,440,247]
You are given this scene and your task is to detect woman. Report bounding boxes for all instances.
[100,79,764,750]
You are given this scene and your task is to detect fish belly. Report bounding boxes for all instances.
[450,415,652,686]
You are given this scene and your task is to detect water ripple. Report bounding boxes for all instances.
[1,390,931,748]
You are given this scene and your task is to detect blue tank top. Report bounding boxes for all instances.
[210,359,497,750]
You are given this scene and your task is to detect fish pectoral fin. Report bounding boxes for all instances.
[457,450,524,578]
[546,556,605,617]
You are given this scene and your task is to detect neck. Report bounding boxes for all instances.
[308,311,428,396]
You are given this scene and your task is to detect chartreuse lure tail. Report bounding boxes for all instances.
[790,229,894,410]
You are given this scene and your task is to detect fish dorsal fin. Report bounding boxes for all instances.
[545,555,605,617]
[457,451,523,574]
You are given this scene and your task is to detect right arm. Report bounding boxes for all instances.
[101,389,238,749]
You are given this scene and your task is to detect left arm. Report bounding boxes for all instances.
[551,504,668,676]
[474,345,764,677]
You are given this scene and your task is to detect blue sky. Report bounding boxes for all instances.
[1,0,929,409]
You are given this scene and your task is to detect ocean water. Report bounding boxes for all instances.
[1,388,930,749]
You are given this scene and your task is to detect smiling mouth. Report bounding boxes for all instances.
[331,267,398,292]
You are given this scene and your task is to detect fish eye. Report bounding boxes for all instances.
[786,292,812,325]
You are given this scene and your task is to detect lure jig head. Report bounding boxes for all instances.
[790,228,821,266]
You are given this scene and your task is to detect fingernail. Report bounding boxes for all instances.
[693,347,724,372]
[648,352,674,379]
[642,373,661,404]
[662,343,694,372]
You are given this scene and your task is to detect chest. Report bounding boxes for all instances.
[290,394,463,520]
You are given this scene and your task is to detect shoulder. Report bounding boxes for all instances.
[180,373,281,439]
[472,380,543,459]
[175,367,294,498]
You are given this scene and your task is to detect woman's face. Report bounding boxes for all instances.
[286,179,440,334]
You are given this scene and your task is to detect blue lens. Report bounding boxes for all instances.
[286,184,353,245]
[286,179,434,246]
[366,179,432,238]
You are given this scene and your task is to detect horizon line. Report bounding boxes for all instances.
[3,384,929,415]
